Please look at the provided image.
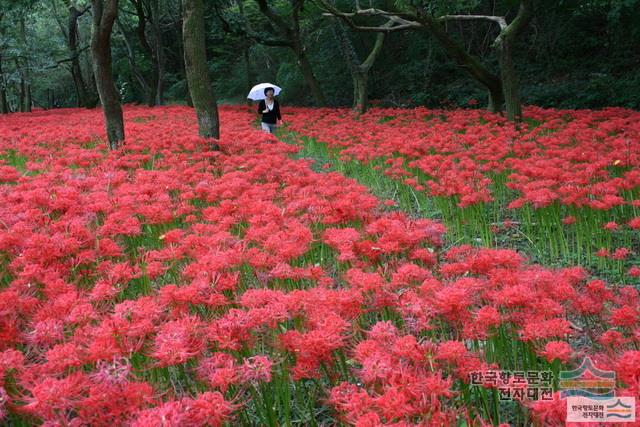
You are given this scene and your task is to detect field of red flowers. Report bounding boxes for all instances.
[285,106,640,279]
[0,106,639,426]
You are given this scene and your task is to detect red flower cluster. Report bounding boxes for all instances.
[0,106,638,426]
[286,106,640,209]
[285,106,640,276]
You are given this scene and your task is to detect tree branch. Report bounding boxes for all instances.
[44,45,90,69]
[439,14,507,31]
[494,0,534,46]
[361,22,389,70]
[315,0,421,32]
[214,3,292,47]
[254,0,291,35]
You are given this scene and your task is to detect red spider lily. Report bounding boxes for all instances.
[151,315,205,366]
[1,104,638,425]
[539,341,573,363]
[131,392,236,427]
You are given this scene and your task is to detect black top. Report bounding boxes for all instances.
[258,99,282,124]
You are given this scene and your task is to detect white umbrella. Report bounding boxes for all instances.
[247,83,282,101]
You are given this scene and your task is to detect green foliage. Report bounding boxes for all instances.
[1,0,638,111]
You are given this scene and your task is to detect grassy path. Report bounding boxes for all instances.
[277,127,631,284]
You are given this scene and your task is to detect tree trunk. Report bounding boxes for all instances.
[254,0,326,106]
[353,71,368,114]
[417,12,504,112]
[26,86,32,113]
[0,51,8,114]
[236,0,254,108]
[66,4,92,107]
[176,0,192,107]
[91,0,125,149]
[131,0,156,106]
[47,88,54,109]
[149,0,164,105]
[332,20,386,113]
[183,0,220,146]
[498,40,521,120]
[243,44,254,108]
[15,58,26,112]
[117,18,151,101]
[0,13,6,114]
[295,47,326,106]
[487,85,505,113]
[19,19,31,112]
[132,0,163,106]
[494,0,533,121]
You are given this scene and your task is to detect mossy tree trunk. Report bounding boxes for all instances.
[91,0,125,149]
[183,0,220,146]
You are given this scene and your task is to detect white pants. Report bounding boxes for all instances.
[261,122,277,134]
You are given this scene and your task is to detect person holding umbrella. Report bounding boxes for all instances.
[248,83,283,134]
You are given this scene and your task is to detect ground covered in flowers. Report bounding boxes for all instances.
[0,105,638,426]
[285,106,640,280]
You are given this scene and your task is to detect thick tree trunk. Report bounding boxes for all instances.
[183,0,220,146]
[91,0,125,149]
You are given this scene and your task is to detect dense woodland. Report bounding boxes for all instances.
[0,0,639,117]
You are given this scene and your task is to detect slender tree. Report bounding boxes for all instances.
[236,0,255,108]
[183,0,220,146]
[332,20,389,113]
[216,0,327,106]
[19,18,32,112]
[52,0,97,107]
[127,0,163,106]
[255,0,326,106]
[91,0,125,149]
[68,2,97,107]
[0,12,8,114]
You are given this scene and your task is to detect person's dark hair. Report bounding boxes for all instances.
[264,87,275,95]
